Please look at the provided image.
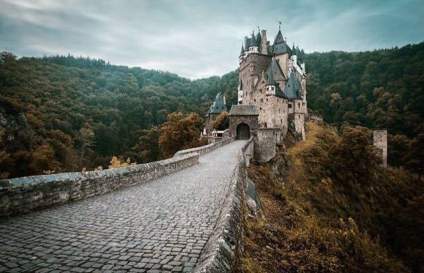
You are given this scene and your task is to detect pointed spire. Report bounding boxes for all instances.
[274,29,285,44]
[240,44,244,56]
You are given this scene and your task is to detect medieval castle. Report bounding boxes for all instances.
[238,27,308,139]
[204,26,308,161]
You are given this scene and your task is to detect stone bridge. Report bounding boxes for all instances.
[0,139,254,273]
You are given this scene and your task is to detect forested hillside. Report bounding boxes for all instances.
[1,42,423,178]
[242,122,423,273]
[304,43,424,173]
[0,53,237,178]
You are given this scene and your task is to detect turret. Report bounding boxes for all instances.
[272,28,291,76]
[239,44,245,64]
[272,30,291,56]
[248,31,259,53]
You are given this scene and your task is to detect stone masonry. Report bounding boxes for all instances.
[0,153,199,217]
[373,130,388,167]
[0,141,247,273]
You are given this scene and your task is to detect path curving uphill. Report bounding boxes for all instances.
[0,141,246,273]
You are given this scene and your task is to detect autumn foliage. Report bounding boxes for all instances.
[241,122,423,273]
[158,112,205,158]
[212,111,229,130]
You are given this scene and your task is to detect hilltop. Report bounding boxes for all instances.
[241,121,423,273]
[1,41,423,178]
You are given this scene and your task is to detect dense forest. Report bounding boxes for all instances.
[304,43,424,174]
[0,41,423,178]
[0,52,237,178]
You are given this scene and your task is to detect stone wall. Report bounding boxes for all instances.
[255,128,281,162]
[174,138,233,157]
[0,153,199,217]
[193,138,254,273]
[293,112,306,140]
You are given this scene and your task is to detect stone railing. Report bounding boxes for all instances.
[194,137,254,273]
[0,153,199,217]
[174,137,233,157]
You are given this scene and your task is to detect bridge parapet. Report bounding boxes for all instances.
[194,137,254,273]
[174,137,233,157]
[0,153,199,217]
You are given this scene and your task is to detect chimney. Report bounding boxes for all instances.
[260,29,268,55]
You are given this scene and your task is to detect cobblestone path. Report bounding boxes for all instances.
[0,141,246,273]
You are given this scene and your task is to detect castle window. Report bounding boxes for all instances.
[298,102,300,107]
[266,98,268,102]
[260,98,263,103]
[254,99,256,102]
[288,103,292,108]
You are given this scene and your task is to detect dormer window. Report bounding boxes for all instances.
[249,46,259,53]
[266,85,276,96]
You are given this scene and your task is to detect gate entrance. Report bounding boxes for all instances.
[236,123,250,140]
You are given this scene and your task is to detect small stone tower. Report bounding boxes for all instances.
[373,130,388,167]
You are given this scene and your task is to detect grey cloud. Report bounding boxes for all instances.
[0,0,423,78]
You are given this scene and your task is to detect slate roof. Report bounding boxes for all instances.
[208,93,227,114]
[243,32,260,50]
[284,71,302,99]
[274,30,285,44]
[265,58,286,98]
[229,105,259,116]
[272,30,291,55]
[266,58,286,83]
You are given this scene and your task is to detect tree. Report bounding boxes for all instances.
[212,111,229,130]
[79,122,95,165]
[159,112,203,158]
[133,127,160,163]
[404,133,424,177]
[29,144,60,174]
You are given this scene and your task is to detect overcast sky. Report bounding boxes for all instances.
[0,0,423,79]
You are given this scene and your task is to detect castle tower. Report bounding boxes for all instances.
[238,26,307,141]
[239,30,272,105]
[272,29,291,77]
[373,130,388,167]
